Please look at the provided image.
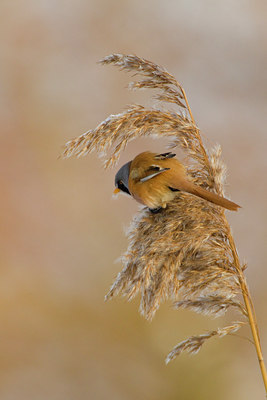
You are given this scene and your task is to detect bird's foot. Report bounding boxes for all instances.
[149,207,162,214]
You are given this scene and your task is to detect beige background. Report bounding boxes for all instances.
[1,1,266,399]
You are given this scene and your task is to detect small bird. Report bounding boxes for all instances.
[114,151,240,212]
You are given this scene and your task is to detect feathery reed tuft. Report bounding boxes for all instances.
[165,322,244,363]
[63,54,266,391]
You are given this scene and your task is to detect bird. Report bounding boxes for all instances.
[114,151,240,212]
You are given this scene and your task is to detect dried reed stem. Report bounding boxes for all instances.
[226,228,267,392]
[183,83,267,392]
[63,54,267,393]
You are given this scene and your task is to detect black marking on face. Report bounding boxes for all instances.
[117,180,131,195]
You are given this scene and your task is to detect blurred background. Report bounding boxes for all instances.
[1,0,266,399]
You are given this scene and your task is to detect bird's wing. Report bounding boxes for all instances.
[154,152,176,160]
[140,165,170,182]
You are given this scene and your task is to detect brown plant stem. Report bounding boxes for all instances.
[185,86,267,393]
[181,88,196,125]
[227,228,267,394]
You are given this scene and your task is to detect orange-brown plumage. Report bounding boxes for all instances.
[115,151,240,211]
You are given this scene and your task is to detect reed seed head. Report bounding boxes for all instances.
[63,54,247,360]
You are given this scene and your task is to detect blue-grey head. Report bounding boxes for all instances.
[114,161,132,195]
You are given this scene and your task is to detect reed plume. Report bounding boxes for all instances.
[63,54,267,392]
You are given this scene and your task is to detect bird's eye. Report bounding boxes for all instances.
[117,180,130,195]
[118,180,124,189]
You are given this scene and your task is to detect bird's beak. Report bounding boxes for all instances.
[113,188,121,194]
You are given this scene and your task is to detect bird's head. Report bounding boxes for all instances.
[114,161,132,195]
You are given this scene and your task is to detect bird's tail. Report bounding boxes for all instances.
[182,181,240,211]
